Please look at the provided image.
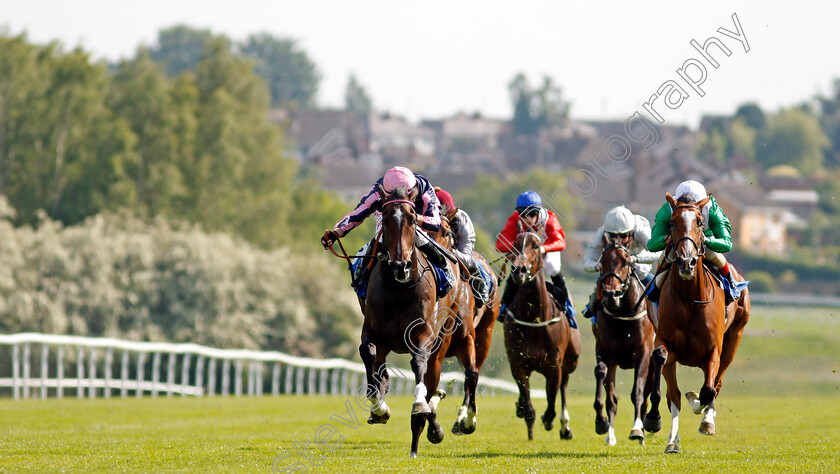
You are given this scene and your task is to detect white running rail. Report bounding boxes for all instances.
[0,333,542,400]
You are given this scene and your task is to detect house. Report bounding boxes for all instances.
[368,112,436,170]
[709,176,788,255]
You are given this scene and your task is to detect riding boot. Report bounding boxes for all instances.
[647,281,661,303]
[496,278,519,322]
[464,258,487,309]
[550,273,569,303]
[416,240,454,298]
[351,240,376,298]
[724,267,740,304]
[583,291,598,324]
[549,273,575,317]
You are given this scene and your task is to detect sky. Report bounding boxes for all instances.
[2,1,839,128]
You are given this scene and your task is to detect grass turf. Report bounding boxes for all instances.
[0,303,838,472]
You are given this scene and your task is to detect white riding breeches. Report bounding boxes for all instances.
[543,251,562,277]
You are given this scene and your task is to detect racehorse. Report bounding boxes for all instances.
[591,241,655,446]
[425,209,501,439]
[503,231,581,440]
[643,192,751,453]
[359,184,459,458]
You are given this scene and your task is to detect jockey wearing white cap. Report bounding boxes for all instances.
[647,180,743,305]
[581,206,662,324]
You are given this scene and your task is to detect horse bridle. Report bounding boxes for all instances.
[511,232,543,282]
[379,199,417,265]
[598,243,642,300]
[665,204,707,264]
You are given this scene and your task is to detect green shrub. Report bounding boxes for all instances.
[745,270,777,293]
[0,198,360,358]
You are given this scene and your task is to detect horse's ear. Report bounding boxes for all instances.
[377,183,388,201]
[601,231,611,247]
[407,186,419,202]
[697,195,711,208]
[665,192,677,208]
[444,207,458,221]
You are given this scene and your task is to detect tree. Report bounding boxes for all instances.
[755,108,829,174]
[508,73,570,136]
[238,33,320,108]
[816,78,840,167]
[108,49,186,217]
[148,25,227,78]
[344,73,372,115]
[734,102,766,130]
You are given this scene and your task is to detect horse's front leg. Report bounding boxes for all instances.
[541,364,559,433]
[359,334,391,424]
[408,328,435,458]
[512,366,536,440]
[644,345,666,434]
[593,356,609,436]
[687,349,721,436]
[453,335,479,436]
[662,353,682,453]
[603,364,618,446]
[629,347,652,444]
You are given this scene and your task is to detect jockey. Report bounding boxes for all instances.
[647,180,742,304]
[581,205,661,323]
[436,188,490,308]
[495,190,572,322]
[320,166,454,297]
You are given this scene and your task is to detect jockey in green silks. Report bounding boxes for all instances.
[647,180,743,305]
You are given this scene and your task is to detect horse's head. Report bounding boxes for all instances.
[598,242,632,312]
[378,183,418,283]
[666,192,711,280]
[507,231,543,285]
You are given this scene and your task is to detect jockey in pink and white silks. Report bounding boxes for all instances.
[581,206,661,324]
[320,166,454,298]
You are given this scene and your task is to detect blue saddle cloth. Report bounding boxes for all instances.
[431,262,453,298]
[474,260,495,297]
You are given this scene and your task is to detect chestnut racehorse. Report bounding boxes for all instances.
[592,241,655,446]
[420,210,498,442]
[503,231,581,440]
[644,193,751,453]
[359,185,460,458]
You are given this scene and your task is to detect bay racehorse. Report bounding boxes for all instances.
[644,192,751,453]
[503,231,581,440]
[359,184,460,458]
[592,241,655,446]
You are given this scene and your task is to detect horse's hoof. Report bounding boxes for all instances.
[541,413,554,431]
[595,419,610,435]
[560,428,573,440]
[434,389,446,400]
[459,418,477,435]
[699,420,716,436]
[665,443,680,453]
[411,401,431,415]
[629,428,645,440]
[427,424,445,444]
[367,407,391,424]
[643,414,662,433]
[409,451,418,459]
[685,391,703,415]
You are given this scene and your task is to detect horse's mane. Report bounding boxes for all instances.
[389,185,410,200]
[676,193,697,205]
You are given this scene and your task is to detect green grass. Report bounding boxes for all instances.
[0,302,838,472]
[0,395,838,472]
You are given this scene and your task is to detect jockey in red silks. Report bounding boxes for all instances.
[494,190,572,322]
[435,188,490,307]
[320,166,453,297]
